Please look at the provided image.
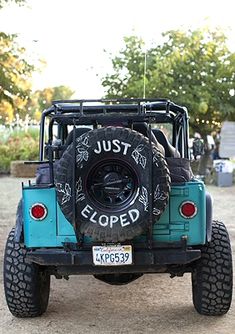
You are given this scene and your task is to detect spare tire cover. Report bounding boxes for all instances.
[55,127,170,242]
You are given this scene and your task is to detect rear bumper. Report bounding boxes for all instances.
[26,246,201,275]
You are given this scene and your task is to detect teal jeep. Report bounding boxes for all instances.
[3,99,233,317]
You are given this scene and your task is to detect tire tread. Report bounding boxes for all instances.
[4,228,50,317]
[192,220,233,316]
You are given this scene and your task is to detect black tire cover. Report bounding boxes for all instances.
[55,127,171,242]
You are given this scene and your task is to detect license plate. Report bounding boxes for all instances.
[92,245,132,266]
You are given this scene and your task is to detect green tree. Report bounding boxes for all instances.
[0,0,25,9]
[0,32,35,123]
[28,85,75,120]
[0,0,37,123]
[102,28,235,137]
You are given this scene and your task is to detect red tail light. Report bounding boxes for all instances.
[180,201,197,218]
[30,203,47,220]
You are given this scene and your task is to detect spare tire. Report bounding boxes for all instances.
[55,127,170,242]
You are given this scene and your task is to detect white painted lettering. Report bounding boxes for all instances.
[121,142,131,155]
[90,211,98,223]
[129,209,140,222]
[94,141,102,154]
[110,215,119,228]
[103,140,111,152]
[112,139,121,153]
[82,206,140,228]
[99,215,109,227]
[120,213,130,227]
[81,204,93,219]
[94,140,131,155]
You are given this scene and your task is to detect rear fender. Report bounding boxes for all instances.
[14,199,23,243]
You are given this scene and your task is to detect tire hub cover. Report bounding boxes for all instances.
[87,161,137,208]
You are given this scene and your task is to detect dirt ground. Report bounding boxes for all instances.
[0,176,234,334]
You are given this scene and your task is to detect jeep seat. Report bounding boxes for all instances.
[152,129,180,158]
[132,123,165,156]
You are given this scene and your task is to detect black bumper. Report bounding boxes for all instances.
[26,247,201,275]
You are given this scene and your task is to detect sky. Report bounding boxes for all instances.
[0,0,235,98]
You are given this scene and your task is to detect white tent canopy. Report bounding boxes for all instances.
[219,121,235,158]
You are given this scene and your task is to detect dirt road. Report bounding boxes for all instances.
[0,176,234,334]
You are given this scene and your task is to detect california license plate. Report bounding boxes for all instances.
[92,245,132,266]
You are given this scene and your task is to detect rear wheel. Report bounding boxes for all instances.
[192,221,233,315]
[4,228,50,317]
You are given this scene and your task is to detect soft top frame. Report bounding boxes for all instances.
[47,98,187,120]
[41,99,187,128]
[39,98,189,161]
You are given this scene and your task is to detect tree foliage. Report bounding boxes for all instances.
[0,32,35,122]
[102,28,235,136]
[0,31,74,123]
[27,86,75,121]
[0,0,26,9]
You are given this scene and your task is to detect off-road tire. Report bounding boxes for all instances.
[192,221,233,316]
[3,228,50,317]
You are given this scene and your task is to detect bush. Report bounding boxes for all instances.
[0,128,39,174]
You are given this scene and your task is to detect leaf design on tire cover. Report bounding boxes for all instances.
[153,207,161,216]
[76,135,90,147]
[56,180,85,204]
[76,135,90,165]
[139,155,147,169]
[76,193,85,202]
[76,177,85,202]
[154,184,167,201]
[76,149,89,164]
[76,176,83,192]
[55,182,72,204]
[153,154,159,167]
[138,186,149,211]
[131,145,147,169]
[55,182,64,193]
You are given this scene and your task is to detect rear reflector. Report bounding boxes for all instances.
[30,203,47,220]
[180,201,197,219]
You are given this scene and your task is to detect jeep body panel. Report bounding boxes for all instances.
[23,180,206,248]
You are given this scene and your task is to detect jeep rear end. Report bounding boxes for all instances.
[4,99,232,317]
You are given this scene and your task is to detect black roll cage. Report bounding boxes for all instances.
[39,98,190,161]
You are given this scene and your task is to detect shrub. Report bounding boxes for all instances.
[0,128,39,174]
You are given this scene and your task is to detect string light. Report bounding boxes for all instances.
[194,118,221,126]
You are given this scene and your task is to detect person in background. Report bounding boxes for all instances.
[212,141,221,160]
